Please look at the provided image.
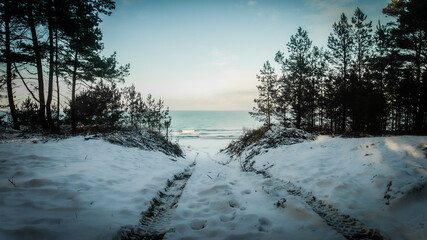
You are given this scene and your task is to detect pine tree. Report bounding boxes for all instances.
[68,80,122,127]
[250,61,277,126]
[284,27,313,129]
[310,46,329,130]
[123,84,145,128]
[25,0,49,128]
[384,0,427,132]
[328,13,354,132]
[352,7,372,82]
[145,94,156,130]
[274,74,291,127]
[348,8,377,132]
[61,0,128,132]
[274,51,290,127]
[0,0,20,129]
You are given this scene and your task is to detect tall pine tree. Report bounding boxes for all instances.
[328,13,354,132]
[250,61,277,126]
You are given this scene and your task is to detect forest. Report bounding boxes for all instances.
[0,0,171,135]
[251,0,426,134]
[1,0,426,135]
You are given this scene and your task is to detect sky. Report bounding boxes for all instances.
[100,0,391,111]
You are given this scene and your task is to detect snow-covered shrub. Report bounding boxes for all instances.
[222,124,315,160]
[103,129,183,157]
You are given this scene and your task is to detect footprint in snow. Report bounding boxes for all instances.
[229,199,246,211]
[198,184,231,196]
[189,219,207,230]
[257,217,272,232]
[240,189,251,195]
[219,211,236,222]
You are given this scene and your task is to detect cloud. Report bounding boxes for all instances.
[247,1,257,6]
[303,0,385,22]
[211,49,237,67]
[301,0,389,47]
[306,0,356,10]
[304,0,357,21]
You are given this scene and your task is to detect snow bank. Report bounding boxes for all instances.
[246,135,427,240]
[0,136,192,240]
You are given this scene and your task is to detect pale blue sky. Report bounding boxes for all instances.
[100,0,391,110]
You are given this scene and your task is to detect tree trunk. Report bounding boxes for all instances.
[342,50,348,133]
[266,86,271,126]
[71,51,79,132]
[27,0,47,128]
[342,101,346,132]
[296,84,302,129]
[413,31,424,133]
[282,108,287,127]
[46,0,55,129]
[4,3,19,130]
[55,28,60,130]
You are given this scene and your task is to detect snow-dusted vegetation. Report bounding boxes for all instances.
[221,125,315,161]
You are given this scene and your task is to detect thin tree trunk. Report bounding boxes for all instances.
[71,51,79,132]
[55,29,60,130]
[342,102,346,132]
[46,0,54,129]
[296,83,302,129]
[342,49,348,133]
[4,2,19,130]
[266,81,271,126]
[27,0,47,128]
[414,31,423,133]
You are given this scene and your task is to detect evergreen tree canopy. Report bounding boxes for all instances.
[250,61,277,126]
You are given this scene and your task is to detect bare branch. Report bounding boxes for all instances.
[13,63,40,103]
[25,68,37,75]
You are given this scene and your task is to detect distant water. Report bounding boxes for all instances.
[169,111,260,139]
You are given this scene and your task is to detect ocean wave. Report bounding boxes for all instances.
[171,128,242,139]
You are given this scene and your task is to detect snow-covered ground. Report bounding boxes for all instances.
[0,136,192,240]
[166,139,343,239]
[1,134,426,240]
[247,135,427,240]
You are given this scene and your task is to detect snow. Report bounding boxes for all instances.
[0,136,192,240]
[247,135,427,240]
[1,134,426,240]
[166,139,343,239]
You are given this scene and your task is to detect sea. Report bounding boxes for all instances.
[0,109,260,140]
[169,111,260,139]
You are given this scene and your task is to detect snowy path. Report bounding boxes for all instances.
[115,164,196,239]
[250,172,384,240]
[163,139,345,240]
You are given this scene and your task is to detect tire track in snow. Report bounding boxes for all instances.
[114,162,196,240]
[245,166,386,240]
